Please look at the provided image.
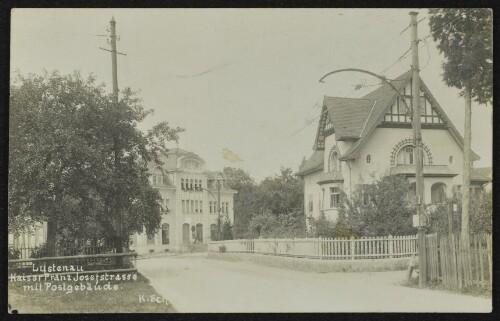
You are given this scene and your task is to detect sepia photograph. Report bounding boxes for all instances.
[7,8,493,313]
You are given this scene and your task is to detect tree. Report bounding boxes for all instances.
[255,167,303,216]
[340,175,416,236]
[429,9,492,235]
[9,70,183,255]
[223,167,257,238]
[427,189,492,235]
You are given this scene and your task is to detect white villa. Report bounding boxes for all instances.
[296,70,490,222]
[130,148,236,254]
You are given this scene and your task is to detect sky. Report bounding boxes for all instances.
[10,8,493,182]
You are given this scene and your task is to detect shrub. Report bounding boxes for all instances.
[339,175,416,236]
[8,247,20,260]
[218,245,227,253]
[30,243,48,259]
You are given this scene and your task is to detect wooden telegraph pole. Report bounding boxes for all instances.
[100,17,127,263]
[409,11,427,288]
[217,178,222,241]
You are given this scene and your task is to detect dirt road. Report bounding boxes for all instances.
[137,253,491,313]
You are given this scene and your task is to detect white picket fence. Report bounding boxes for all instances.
[209,235,417,260]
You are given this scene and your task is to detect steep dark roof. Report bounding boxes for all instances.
[337,71,411,159]
[317,71,479,161]
[296,150,324,176]
[323,97,375,139]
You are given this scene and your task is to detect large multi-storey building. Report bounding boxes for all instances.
[130,148,236,254]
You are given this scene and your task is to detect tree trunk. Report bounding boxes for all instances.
[461,82,472,236]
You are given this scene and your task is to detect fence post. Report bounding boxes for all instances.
[388,235,393,259]
[350,236,355,260]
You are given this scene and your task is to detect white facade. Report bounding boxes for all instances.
[130,148,236,254]
[298,71,489,223]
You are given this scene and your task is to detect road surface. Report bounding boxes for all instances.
[137,253,491,313]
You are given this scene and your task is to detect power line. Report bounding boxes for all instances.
[378,47,411,75]
[419,8,475,42]
[420,39,431,70]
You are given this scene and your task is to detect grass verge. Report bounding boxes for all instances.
[8,272,176,313]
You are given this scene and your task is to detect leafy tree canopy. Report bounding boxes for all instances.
[9,70,184,243]
[429,8,492,105]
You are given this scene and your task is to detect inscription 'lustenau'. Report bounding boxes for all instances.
[32,264,83,273]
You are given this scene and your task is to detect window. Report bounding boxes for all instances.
[384,95,444,124]
[200,201,203,213]
[307,194,313,212]
[225,202,229,214]
[147,233,155,245]
[396,146,414,165]
[470,186,482,198]
[449,156,453,164]
[329,151,340,171]
[191,200,194,213]
[195,200,198,213]
[330,187,340,208]
[366,154,371,164]
[405,147,414,165]
[209,201,213,213]
[196,224,203,242]
[190,179,193,190]
[162,199,170,214]
[210,224,217,241]
[182,200,186,213]
[431,183,446,204]
[181,178,185,190]
[161,224,169,245]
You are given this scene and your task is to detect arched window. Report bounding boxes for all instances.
[161,224,169,245]
[196,223,203,242]
[182,223,190,244]
[210,224,217,241]
[431,183,447,204]
[396,145,429,165]
[366,154,371,164]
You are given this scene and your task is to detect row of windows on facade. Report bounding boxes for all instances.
[307,183,482,213]
[145,223,219,245]
[329,146,454,170]
[181,178,203,191]
[180,200,230,214]
[209,201,229,214]
[150,175,207,191]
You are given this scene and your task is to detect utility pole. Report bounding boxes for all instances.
[110,17,119,103]
[100,17,127,263]
[217,178,222,241]
[410,11,427,288]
